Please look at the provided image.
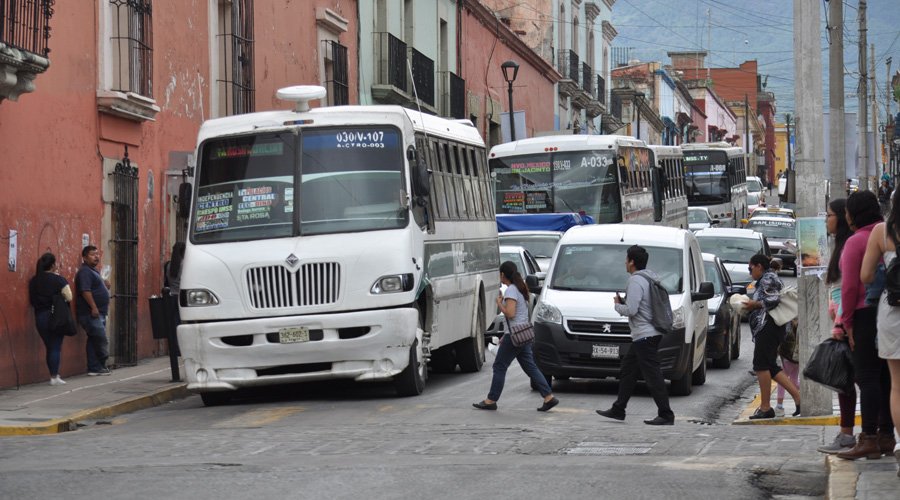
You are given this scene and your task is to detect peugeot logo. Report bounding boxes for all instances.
[602,323,612,333]
[285,253,300,267]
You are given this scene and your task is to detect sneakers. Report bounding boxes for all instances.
[817,432,857,454]
[748,407,776,420]
[774,405,785,417]
[88,367,111,376]
[49,375,66,386]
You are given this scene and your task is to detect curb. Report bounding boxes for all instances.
[825,455,858,500]
[0,383,190,437]
[733,385,861,426]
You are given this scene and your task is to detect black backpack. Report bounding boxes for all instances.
[886,230,900,307]
[48,293,77,337]
[635,271,674,334]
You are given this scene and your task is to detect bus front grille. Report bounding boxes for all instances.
[246,263,341,308]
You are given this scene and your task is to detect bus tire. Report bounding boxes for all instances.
[429,347,456,373]
[200,392,232,407]
[394,338,426,397]
[457,297,485,373]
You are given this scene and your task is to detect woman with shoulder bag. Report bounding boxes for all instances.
[861,189,900,471]
[28,252,73,386]
[838,191,894,460]
[473,261,558,412]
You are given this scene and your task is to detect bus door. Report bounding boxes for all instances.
[651,166,665,222]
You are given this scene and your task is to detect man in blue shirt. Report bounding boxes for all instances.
[75,245,111,375]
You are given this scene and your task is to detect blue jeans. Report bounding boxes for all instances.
[35,309,64,377]
[78,314,109,372]
[488,333,551,401]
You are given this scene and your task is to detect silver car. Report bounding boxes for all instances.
[486,245,543,341]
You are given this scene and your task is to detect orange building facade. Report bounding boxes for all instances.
[0,1,358,388]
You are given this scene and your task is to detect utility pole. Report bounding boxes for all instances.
[794,0,831,416]
[871,44,879,176]
[828,0,846,202]
[744,93,750,155]
[858,0,869,191]
[786,114,793,171]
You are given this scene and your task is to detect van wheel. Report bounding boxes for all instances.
[200,392,231,407]
[712,330,732,369]
[394,339,427,396]
[669,340,694,396]
[692,352,707,385]
[457,298,485,373]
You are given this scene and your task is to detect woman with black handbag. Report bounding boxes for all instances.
[28,252,73,386]
[473,261,558,412]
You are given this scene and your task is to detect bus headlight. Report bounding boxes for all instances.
[183,289,220,306]
[535,302,562,324]
[371,273,414,294]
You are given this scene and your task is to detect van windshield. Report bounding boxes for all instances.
[550,244,683,293]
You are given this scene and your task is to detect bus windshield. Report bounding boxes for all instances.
[192,127,406,243]
[684,151,729,204]
[491,150,622,223]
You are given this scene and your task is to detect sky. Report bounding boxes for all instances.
[611,0,900,122]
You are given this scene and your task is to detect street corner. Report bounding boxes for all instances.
[0,383,190,437]
[732,387,846,426]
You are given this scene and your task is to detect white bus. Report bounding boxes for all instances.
[489,135,687,228]
[177,86,499,405]
[648,145,689,228]
[682,142,749,227]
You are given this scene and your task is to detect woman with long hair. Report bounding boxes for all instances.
[473,261,558,412]
[27,252,73,386]
[861,189,900,471]
[838,191,894,460]
[818,198,859,453]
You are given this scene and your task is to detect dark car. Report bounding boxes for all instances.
[701,253,744,368]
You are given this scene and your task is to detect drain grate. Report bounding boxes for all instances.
[561,442,654,456]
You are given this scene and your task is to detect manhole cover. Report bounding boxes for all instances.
[561,442,654,456]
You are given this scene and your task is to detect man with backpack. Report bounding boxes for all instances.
[596,245,675,426]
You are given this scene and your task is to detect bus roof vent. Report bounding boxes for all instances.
[276,85,327,113]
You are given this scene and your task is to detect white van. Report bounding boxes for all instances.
[532,224,714,396]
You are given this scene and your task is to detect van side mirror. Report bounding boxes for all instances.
[692,281,715,302]
[525,275,542,295]
[177,182,192,218]
[727,285,747,296]
[709,218,720,226]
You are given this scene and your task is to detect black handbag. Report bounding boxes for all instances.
[48,293,77,337]
[802,338,854,394]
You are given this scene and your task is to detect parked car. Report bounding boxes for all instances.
[702,253,744,368]
[688,207,717,232]
[485,245,543,341]
[747,192,764,215]
[746,175,765,205]
[743,216,798,275]
[693,228,771,286]
[498,231,564,272]
[531,224,714,396]
[849,178,859,194]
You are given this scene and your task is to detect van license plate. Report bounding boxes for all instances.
[591,344,619,359]
[279,327,310,344]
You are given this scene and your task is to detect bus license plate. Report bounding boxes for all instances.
[279,327,309,344]
[592,344,619,359]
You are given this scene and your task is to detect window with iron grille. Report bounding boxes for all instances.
[216,0,254,115]
[323,39,348,106]
[0,0,55,57]
[109,0,152,97]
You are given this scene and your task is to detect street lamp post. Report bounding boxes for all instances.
[634,92,645,140]
[501,60,519,142]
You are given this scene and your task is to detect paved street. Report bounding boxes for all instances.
[1,283,835,500]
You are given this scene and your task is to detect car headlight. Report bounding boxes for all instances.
[183,289,220,306]
[370,273,414,294]
[708,313,717,327]
[535,302,562,324]
[672,308,685,329]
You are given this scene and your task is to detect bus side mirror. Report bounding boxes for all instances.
[177,182,192,218]
[408,147,431,199]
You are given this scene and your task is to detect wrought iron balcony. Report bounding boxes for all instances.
[0,0,54,102]
[596,75,606,104]
[372,32,409,104]
[408,47,434,107]
[586,74,607,119]
[439,71,465,119]
[582,62,593,94]
[556,49,580,97]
